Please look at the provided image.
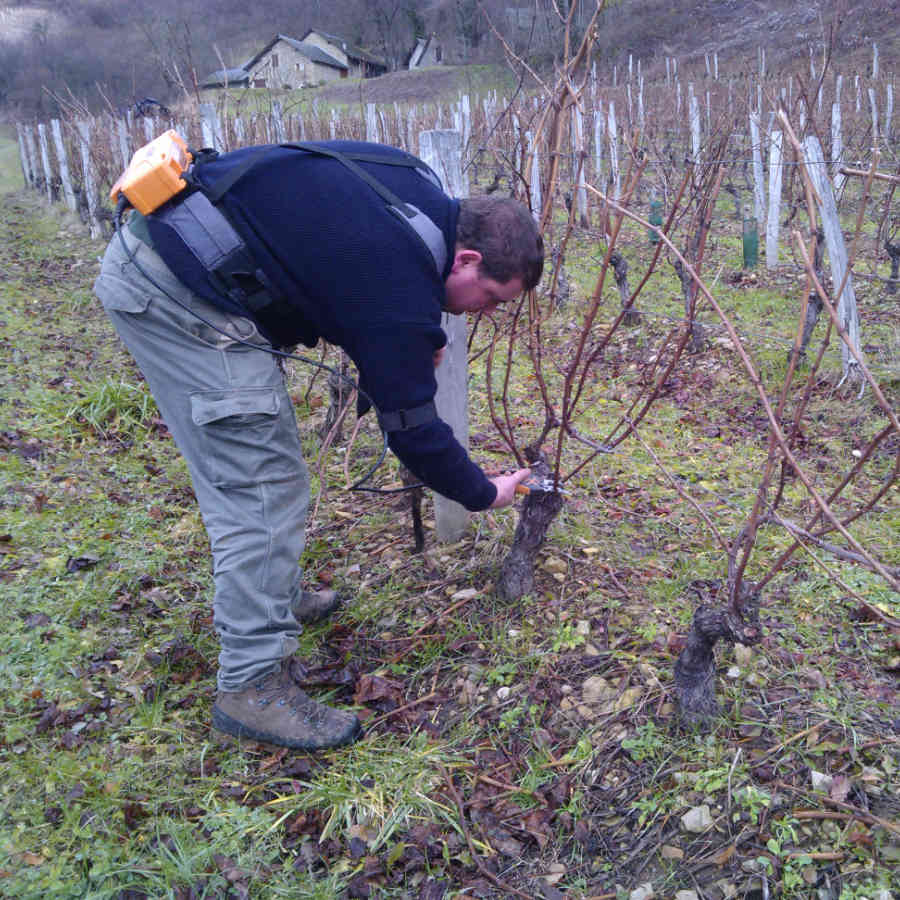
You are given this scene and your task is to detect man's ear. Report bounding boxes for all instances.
[450,248,482,272]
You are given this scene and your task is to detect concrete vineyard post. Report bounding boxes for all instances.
[418,129,470,543]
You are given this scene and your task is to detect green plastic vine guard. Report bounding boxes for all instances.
[648,198,663,245]
[742,213,759,269]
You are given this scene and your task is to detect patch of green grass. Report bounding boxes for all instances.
[0,124,24,193]
[267,732,464,852]
[63,378,158,441]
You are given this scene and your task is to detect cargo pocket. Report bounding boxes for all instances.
[190,387,304,488]
[94,270,155,314]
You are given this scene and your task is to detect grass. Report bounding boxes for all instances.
[0,124,24,193]
[1,144,898,898]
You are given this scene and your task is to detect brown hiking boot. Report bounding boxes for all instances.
[292,588,343,624]
[212,664,361,750]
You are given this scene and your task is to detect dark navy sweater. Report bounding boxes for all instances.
[144,141,497,512]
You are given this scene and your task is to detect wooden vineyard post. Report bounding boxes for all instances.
[198,104,224,152]
[607,103,619,200]
[19,124,38,189]
[885,84,893,142]
[271,101,286,144]
[15,123,32,188]
[460,94,471,153]
[593,99,604,194]
[868,88,879,143]
[529,132,542,221]
[50,119,77,213]
[832,76,845,194]
[571,105,588,227]
[75,119,102,239]
[749,111,765,224]
[23,126,40,192]
[115,117,130,171]
[766,129,783,268]
[36,123,53,204]
[418,129,470,542]
[689,84,701,162]
[803,135,863,385]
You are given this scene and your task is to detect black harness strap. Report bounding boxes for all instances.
[199,142,440,204]
[376,401,438,433]
[154,191,278,316]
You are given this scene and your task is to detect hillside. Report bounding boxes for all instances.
[590,0,900,76]
[1,0,899,117]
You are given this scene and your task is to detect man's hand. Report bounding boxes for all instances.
[488,468,532,509]
[433,346,446,368]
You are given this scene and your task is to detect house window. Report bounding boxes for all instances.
[271,53,279,68]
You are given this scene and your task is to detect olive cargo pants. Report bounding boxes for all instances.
[94,229,308,690]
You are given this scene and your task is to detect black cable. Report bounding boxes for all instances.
[113,197,422,494]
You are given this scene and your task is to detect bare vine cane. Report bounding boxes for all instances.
[587,184,899,726]
[400,466,426,553]
[590,188,900,595]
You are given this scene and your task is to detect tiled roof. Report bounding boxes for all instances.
[243,34,348,73]
[302,29,387,67]
[200,67,250,87]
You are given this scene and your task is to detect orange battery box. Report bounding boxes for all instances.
[110,130,193,215]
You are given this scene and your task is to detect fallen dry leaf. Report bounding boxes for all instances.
[259,747,288,772]
[711,843,736,866]
[829,774,852,803]
[353,673,402,706]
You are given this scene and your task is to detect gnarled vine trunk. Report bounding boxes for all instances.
[496,458,564,602]
[797,228,825,357]
[885,239,900,295]
[675,582,762,726]
[320,352,351,443]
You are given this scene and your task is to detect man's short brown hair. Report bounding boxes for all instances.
[457,196,544,290]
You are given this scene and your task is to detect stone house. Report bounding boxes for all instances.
[242,34,348,89]
[299,29,388,79]
[407,35,442,69]
[200,31,393,91]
